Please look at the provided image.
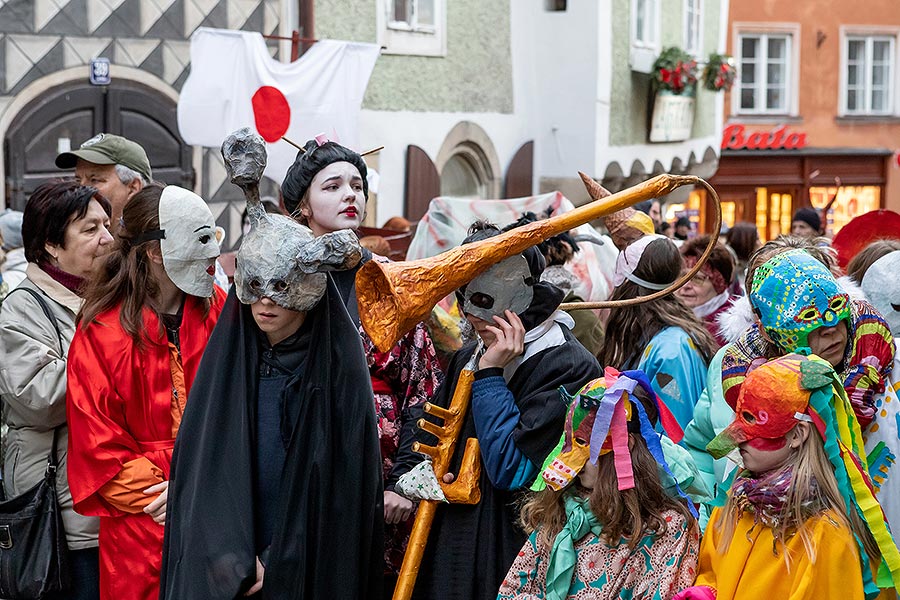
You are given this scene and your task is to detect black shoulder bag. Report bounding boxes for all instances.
[0,286,71,599]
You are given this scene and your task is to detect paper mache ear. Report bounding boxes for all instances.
[294,229,363,274]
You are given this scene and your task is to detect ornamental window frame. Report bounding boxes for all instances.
[839,27,899,117]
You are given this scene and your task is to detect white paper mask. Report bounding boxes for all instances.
[463,253,534,322]
[862,251,900,337]
[159,186,220,297]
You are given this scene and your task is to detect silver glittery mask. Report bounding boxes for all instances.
[862,251,900,337]
[463,253,534,322]
[224,128,362,312]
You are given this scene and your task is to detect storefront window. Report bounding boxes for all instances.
[809,185,881,235]
[754,187,793,242]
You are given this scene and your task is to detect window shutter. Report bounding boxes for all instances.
[405,144,440,221]
[503,141,534,198]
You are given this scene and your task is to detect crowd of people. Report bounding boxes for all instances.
[0,127,899,600]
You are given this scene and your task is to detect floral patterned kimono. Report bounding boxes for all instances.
[334,250,444,575]
[363,322,443,573]
[498,508,698,600]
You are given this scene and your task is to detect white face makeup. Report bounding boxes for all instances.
[159,186,221,297]
[303,161,366,236]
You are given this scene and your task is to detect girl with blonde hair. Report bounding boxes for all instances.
[676,353,900,600]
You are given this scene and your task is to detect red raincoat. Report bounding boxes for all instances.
[66,289,225,600]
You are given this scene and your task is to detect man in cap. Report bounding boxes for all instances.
[56,133,152,223]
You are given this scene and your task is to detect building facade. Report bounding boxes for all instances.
[0,0,291,249]
[0,0,727,247]
[328,0,727,226]
[702,0,900,240]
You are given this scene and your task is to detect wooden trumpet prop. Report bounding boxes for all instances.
[392,350,482,600]
[357,172,723,351]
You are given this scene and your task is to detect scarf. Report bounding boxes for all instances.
[730,465,823,532]
[39,260,85,294]
[693,290,731,319]
[545,495,602,600]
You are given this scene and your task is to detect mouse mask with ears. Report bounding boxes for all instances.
[222,127,362,311]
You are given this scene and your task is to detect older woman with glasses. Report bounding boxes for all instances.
[675,235,738,348]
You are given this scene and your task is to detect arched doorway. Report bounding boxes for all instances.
[441,151,488,198]
[4,79,193,210]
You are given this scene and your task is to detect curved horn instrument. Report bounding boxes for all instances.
[357,173,722,352]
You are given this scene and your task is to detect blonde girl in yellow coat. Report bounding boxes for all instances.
[675,353,900,600]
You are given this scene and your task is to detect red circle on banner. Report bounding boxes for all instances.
[251,86,291,142]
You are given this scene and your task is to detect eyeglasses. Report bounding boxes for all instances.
[681,271,711,286]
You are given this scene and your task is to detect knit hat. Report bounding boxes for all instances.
[0,209,24,250]
[791,207,821,233]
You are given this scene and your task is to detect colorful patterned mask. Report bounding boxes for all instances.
[749,249,850,351]
[710,352,900,596]
[707,354,812,459]
[540,367,684,493]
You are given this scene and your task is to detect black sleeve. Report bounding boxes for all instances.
[509,335,602,466]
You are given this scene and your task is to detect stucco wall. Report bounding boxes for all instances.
[609,0,722,147]
[316,0,513,113]
[725,0,900,212]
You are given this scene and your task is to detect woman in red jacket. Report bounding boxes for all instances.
[66,184,226,600]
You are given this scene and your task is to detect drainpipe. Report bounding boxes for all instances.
[299,0,315,56]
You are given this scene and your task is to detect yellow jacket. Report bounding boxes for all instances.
[696,508,864,600]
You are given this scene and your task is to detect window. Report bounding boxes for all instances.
[843,35,895,115]
[630,0,660,72]
[684,0,702,56]
[544,0,567,11]
[389,0,436,33]
[633,0,658,47]
[377,0,446,57]
[435,123,501,200]
[736,33,792,114]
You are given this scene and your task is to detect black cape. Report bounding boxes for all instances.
[160,281,383,599]
[412,324,601,600]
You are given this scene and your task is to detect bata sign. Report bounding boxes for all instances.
[721,124,807,150]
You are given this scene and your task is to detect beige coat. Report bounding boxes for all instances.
[0,263,99,550]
